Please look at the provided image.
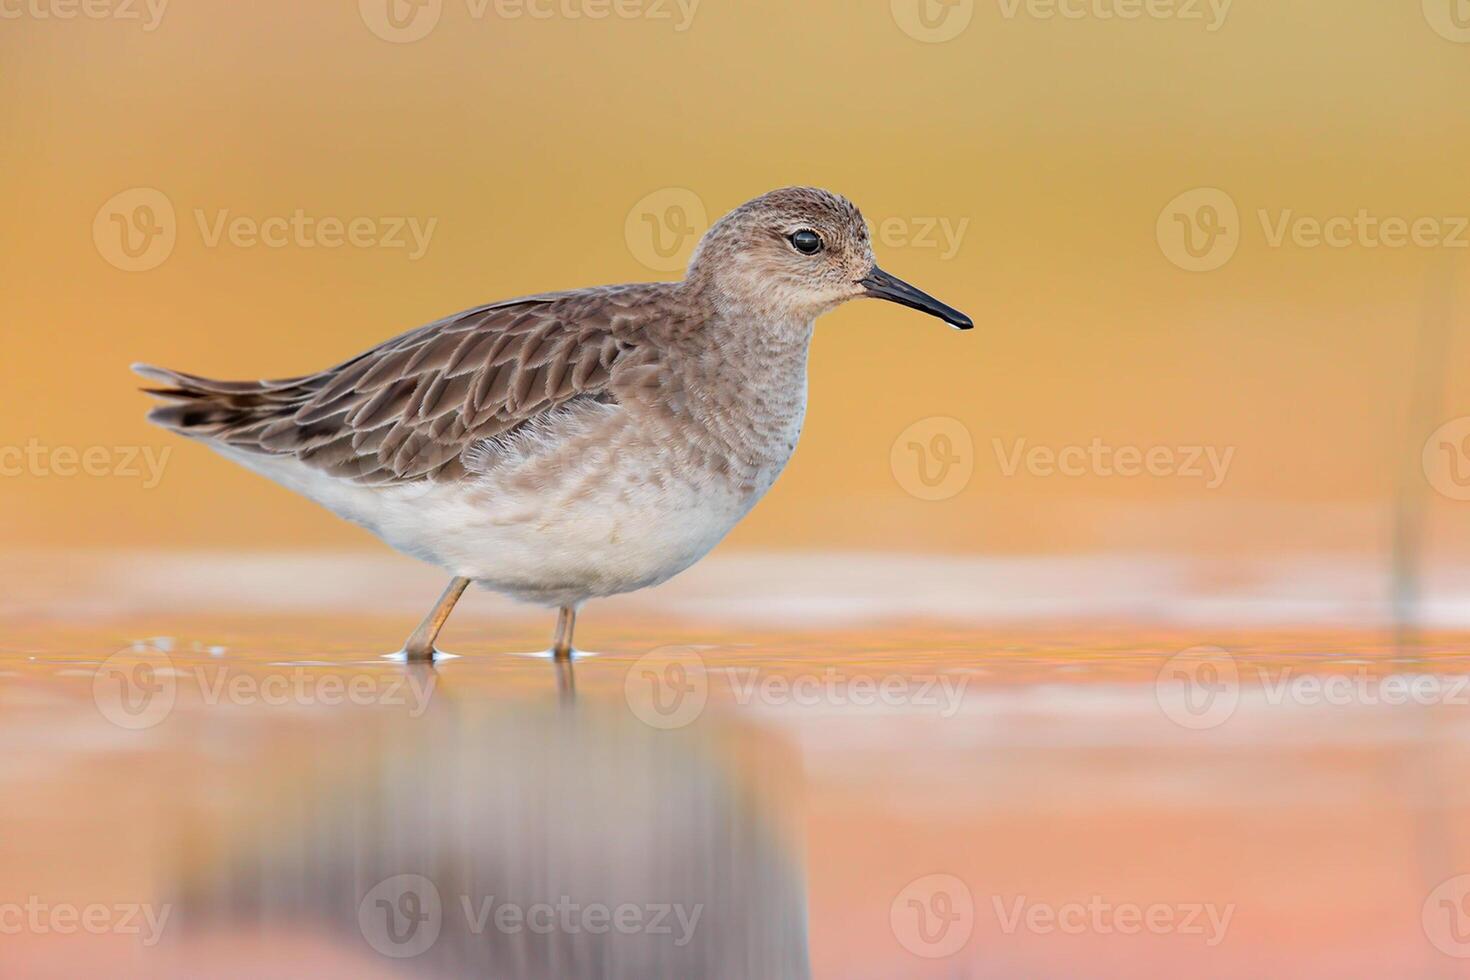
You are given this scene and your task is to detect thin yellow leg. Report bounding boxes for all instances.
[550,605,577,660]
[402,577,470,662]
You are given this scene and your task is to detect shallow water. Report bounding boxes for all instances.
[5,609,1470,977]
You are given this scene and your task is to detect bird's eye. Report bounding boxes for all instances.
[789,230,823,255]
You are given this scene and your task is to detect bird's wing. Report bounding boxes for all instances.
[137,287,654,485]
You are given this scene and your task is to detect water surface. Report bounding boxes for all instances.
[4,610,1470,977]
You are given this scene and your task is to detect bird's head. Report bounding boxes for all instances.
[686,186,972,330]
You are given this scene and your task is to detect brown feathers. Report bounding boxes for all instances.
[134,284,668,485]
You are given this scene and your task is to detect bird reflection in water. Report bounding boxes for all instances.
[158,658,810,979]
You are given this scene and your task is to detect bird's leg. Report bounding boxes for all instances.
[401,577,470,662]
[550,605,577,660]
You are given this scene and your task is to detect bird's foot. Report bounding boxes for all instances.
[504,648,599,660]
[382,647,460,663]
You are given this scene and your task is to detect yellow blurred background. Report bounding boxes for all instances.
[2,0,1468,562]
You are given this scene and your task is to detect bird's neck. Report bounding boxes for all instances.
[673,275,817,352]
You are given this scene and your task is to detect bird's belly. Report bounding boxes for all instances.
[226,400,799,608]
[431,474,753,606]
[432,404,799,605]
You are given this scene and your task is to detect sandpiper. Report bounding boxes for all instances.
[135,187,971,661]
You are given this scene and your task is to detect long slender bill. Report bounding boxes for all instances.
[860,266,973,330]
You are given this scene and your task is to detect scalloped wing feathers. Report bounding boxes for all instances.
[135,284,673,485]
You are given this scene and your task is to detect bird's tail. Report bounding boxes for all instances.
[132,362,295,438]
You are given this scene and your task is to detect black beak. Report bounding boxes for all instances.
[860,266,973,330]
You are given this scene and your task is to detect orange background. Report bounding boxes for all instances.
[2,0,1468,560]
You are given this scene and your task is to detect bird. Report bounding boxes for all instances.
[134,187,972,662]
